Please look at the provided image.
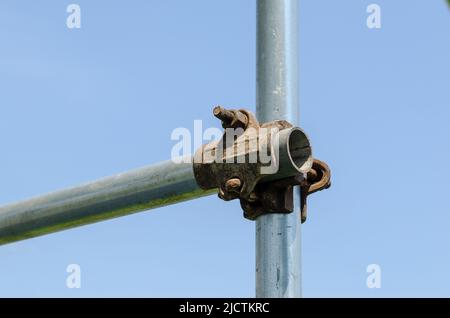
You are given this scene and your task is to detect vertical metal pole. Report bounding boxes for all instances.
[256,0,301,297]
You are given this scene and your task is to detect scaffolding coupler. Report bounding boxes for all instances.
[193,107,331,222]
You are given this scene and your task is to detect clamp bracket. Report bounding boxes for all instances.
[193,106,330,221]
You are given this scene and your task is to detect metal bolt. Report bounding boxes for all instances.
[213,106,235,124]
[213,106,248,129]
[225,178,242,193]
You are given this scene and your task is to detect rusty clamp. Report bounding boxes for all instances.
[193,106,330,222]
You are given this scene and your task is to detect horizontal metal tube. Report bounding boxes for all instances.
[0,159,213,245]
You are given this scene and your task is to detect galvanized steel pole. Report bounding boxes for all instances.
[0,159,213,245]
[256,0,302,297]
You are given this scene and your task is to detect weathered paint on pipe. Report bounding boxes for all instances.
[0,159,214,245]
[256,0,302,297]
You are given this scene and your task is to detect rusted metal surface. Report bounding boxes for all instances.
[300,159,331,223]
[213,106,249,129]
[194,107,263,202]
[243,159,331,221]
[193,106,320,221]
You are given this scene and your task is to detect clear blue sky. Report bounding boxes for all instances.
[0,0,449,297]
